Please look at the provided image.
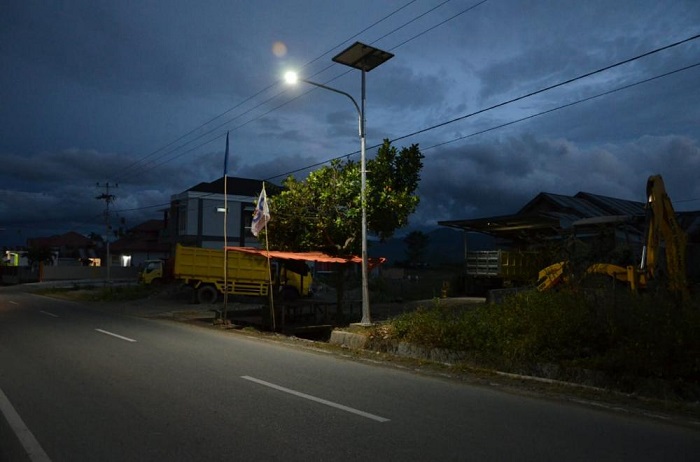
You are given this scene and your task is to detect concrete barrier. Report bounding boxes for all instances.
[329,330,368,349]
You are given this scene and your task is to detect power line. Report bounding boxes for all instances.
[145,30,700,184]
[390,33,700,144]
[420,61,700,152]
[379,0,489,48]
[110,0,421,184]
[32,33,700,224]
[111,0,484,184]
[262,33,700,179]
[109,60,700,216]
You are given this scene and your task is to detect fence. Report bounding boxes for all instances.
[1,265,139,284]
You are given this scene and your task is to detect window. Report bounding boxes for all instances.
[178,202,188,235]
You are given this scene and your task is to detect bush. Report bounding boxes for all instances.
[386,289,700,386]
[392,300,475,350]
[475,291,605,362]
[592,294,700,382]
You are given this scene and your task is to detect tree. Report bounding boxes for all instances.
[26,246,55,281]
[264,140,424,319]
[265,139,424,256]
[404,230,429,267]
[366,140,424,242]
[26,246,54,267]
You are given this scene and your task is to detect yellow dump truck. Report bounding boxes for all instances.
[140,244,312,304]
[464,250,542,294]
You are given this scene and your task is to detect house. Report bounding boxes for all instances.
[26,231,96,265]
[166,176,273,249]
[110,219,170,267]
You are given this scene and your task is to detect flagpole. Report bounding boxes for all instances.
[252,184,273,330]
[222,132,230,325]
[265,217,275,331]
[261,184,275,331]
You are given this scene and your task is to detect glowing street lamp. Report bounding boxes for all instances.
[285,42,393,325]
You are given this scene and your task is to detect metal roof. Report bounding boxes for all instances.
[575,192,646,216]
[439,191,646,242]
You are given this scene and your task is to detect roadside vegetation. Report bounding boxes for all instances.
[369,289,700,401]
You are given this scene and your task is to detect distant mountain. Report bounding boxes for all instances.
[369,228,494,266]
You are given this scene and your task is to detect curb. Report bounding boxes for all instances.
[329,330,368,349]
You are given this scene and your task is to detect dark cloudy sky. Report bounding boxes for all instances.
[1,0,699,247]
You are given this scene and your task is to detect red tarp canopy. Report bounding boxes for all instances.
[225,247,385,269]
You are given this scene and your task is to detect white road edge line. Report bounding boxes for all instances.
[9,301,19,305]
[95,329,137,343]
[39,311,59,318]
[241,376,390,423]
[0,386,52,462]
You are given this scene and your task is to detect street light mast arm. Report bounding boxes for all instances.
[299,79,361,117]
[286,40,393,327]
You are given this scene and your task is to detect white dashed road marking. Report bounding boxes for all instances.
[95,329,137,343]
[0,386,52,461]
[241,375,390,423]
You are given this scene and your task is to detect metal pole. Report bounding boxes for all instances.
[223,174,228,324]
[96,183,116,287]
[359,68,371,326]
[291,74,372,324]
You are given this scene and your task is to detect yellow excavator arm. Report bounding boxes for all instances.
[644,175,688,296]
[536,175,688,298]
[536,262,568,291]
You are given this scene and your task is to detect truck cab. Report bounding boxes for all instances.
[139,259,165,284]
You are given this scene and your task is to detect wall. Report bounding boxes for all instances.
[42,266,139,281]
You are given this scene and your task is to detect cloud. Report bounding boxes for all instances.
[238,153,326,182]
[1,0,699,249]
[411,133,700,229]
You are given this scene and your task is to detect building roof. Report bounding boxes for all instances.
[130,219,165,232]
[27,231,93,249]
[187,177,278,197]
[110,219,169,253]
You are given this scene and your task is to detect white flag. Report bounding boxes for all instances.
[251,185,270,237]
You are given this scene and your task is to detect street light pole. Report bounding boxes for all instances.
[284,42,393,326]
[359,67,370,325]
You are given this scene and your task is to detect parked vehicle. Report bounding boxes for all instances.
[463,249,542,294]
[140,244,312,303]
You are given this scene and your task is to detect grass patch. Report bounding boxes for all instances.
[377,290,700,399]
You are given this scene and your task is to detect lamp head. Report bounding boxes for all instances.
[284,71,299,85]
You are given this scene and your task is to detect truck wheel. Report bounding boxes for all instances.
[197,285,219,304]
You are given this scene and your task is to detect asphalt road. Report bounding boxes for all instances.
[1,289,699,461]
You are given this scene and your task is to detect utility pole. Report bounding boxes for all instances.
[96,182,117,285]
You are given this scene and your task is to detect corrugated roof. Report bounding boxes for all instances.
[439,191,647,242]
[575,192,645,216]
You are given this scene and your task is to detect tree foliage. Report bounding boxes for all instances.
[366,140,424,240]
[26,246,54,267]
[404,230,429,266]
[265,140,424,256]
